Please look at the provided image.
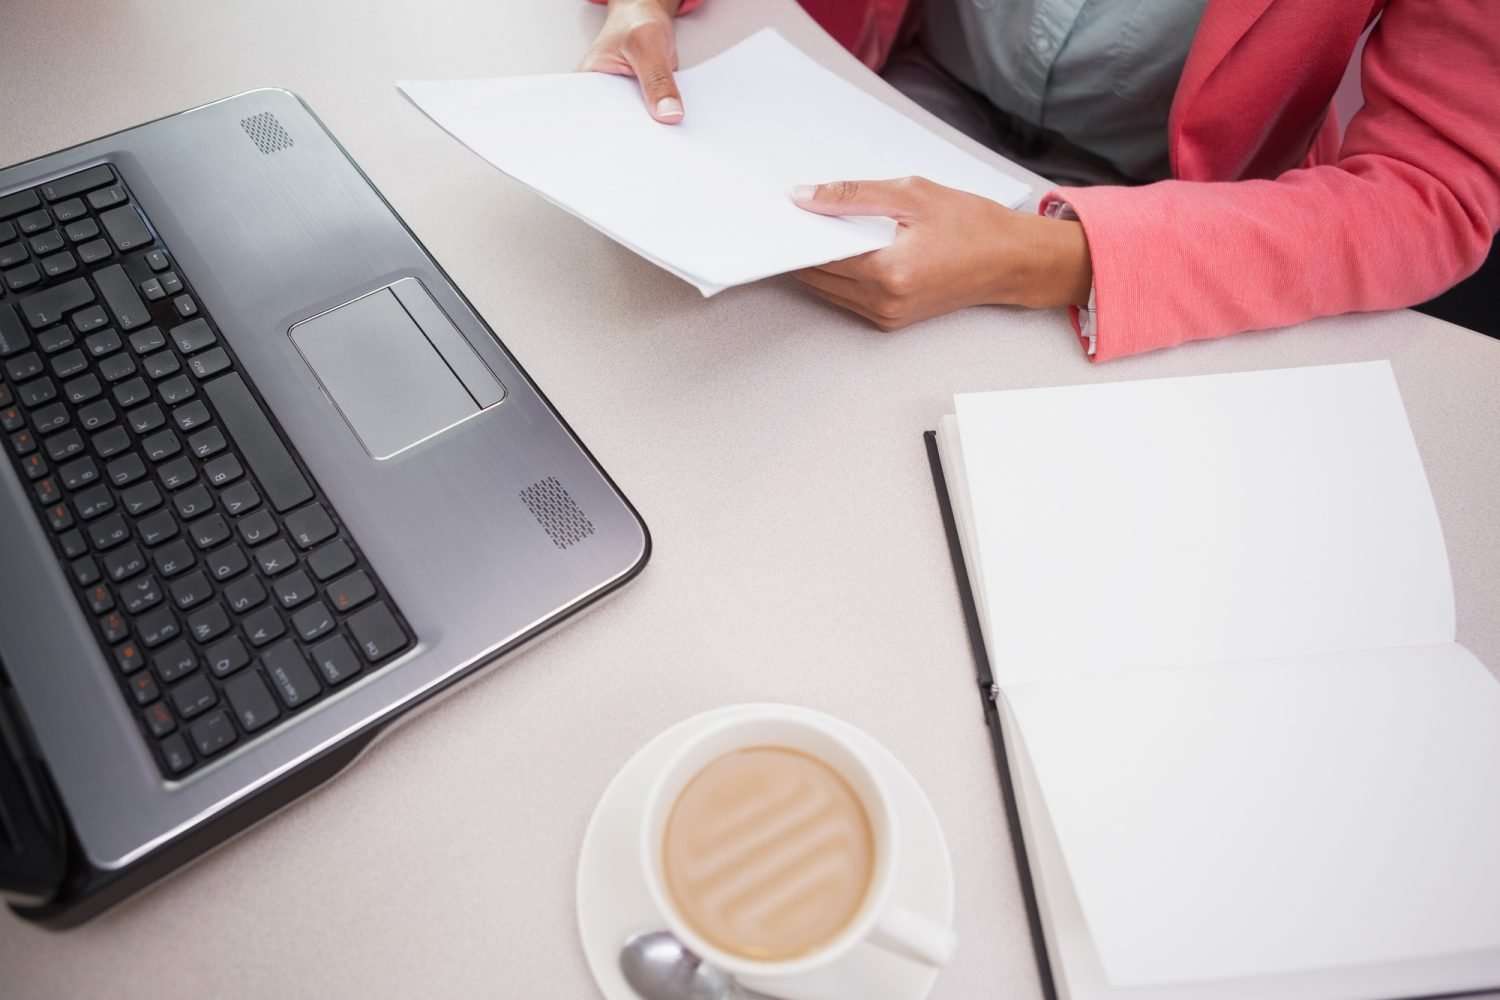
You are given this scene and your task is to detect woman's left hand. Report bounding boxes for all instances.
[790,177,1093,330]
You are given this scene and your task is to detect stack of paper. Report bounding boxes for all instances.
[399,29,1031,295]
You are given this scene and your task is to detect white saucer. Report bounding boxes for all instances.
[577,703,955,1000]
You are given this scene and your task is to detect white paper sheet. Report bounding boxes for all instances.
[952,362,1455,685]
[1003,642,1500,988]
[398,29,1031,294]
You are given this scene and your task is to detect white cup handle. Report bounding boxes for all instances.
[868,902,958,967]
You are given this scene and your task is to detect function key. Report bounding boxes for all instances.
[71,556,99,587]
[348,601,407,663]
[31,469,57,499]
[114,641,144,674]
[59,528,88,559]
[1,405,24,431]
[327,570,375,614]
[41,165,116,203]
[86,186,127,211]
[21,453,47,480]
[224,670,279,733]
[0,220,12,243]
[11,428,38,457]
[285,503,336,549]
[144,249,170,272]
[104,612,132,646]
[189,711,236,758]
[143,702,175,738]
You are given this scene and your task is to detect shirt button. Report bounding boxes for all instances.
[1034,33,1055,56]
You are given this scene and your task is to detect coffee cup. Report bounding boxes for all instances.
[639,707,957,986]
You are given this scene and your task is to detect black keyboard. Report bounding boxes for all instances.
[0,164,413,778]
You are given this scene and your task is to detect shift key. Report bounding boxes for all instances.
[95,264,152,330]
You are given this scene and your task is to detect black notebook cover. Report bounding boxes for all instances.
[923,430,1058,1000]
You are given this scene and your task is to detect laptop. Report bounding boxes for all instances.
[0,90,649,926]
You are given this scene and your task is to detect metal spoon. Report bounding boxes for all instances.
[619,930,780,1000]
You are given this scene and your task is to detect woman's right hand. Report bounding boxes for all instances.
[579,0,686,123]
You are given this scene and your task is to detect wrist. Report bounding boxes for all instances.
[610,0,679,14]
[994,214,1092,310]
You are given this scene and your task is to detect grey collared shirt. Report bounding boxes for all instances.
[921,0,1209,181]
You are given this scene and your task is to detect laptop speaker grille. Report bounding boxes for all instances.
[240,111,294,155]
[520,477,595,549]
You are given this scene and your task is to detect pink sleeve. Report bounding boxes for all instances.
[585,0,704,11]
[1040,0,1500,363]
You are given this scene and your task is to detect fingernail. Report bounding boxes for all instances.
[791,185,816,202]
[655,97,683,119]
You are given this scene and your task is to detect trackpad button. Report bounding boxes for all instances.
[291,281,500,459]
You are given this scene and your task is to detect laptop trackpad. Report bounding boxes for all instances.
[290,279,504,459]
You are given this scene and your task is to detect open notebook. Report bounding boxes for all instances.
[926,362,1500,1000]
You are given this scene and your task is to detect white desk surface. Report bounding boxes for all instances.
[2,1,1497,997]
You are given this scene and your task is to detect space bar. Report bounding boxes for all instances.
[204,374,314,512]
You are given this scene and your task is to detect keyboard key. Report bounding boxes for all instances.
[4,263,41,291]
[127,402,164,434]
[94,263,151,330]
[204,374,312,512]
[285,503,337,550]
[203,453,243,488]
[76,239,111,264]
[87,511,130,550]
[33,475,58,503]
[17,377,54,406]
[107,453,148,487]
[143,701,175,737]
[121,574,163,614]
[93,423,131,458]
[63,373,101,403]
[224,574,267,613]
[224,670,280,733]
[142,429,180,463]
[120,480,162,515]
[310,635,362,686]
[171,675,217,720]
[292,601,336,642]
[77,399,115,432]
[21,453,47,481]
[100,609,128,643]
[274,570,315,609]
[32,401,69,433]
[205,543,248,582]
[171,318,215,354]
[140,277,165,302]
[86,186,127,211]
[205,635,250,678]
[45,428,84,461]
[348,602,406,663]
[100,204,153,253]
[59,455,99,489]
[84,328,122,357]
[0,189,41,219]
[151,538,195,578]
[161,271,182,295]
[136,607,178,648]
[220,480,260,517]
[36,326,75,354]
[170,570,214,610]
[136,508,179,547]
[1,404,24,431]
[44,500,72,531]
[40,251,76,278]
[72,304,108,334]
[143,350,180,379]
[0,220,12,243]
[11,429,37,457]
[0,243,27,270]
[63,216,97,240]
[6,350,42,380]
[128,326,165,354]
[154,640,197,683]
[29,231,64,258]
[128,670,158,707]
[113,376,151,407]
[145,249,170,272]
[189,711,236,757]
[158,456,197,490]
[327,570,375,613]
[158,374,194,405]
[243,606,285,647]
[160,733,193,775]
[261,640,320,709]
[41,165,116,202]
[255,538,296,577]
[74,484,114,520]
[237,509,278,546]
[0,306,29,356]
[19,276,93,328]
[173,483,214,519]
[190,514,230,550]
[16,209,51,235]
[52,349,88,380]
[187,426,226,459]
[71,556,99,587]
[87,583,114,615]
[173,295,197,318]
[188,347,230,379]
[186,602,231,644]
[98,353,136,383]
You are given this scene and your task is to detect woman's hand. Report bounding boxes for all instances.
[791,178,1093,330]
[580,0,686,123]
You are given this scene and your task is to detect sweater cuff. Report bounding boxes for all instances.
[1040,198,1097,359]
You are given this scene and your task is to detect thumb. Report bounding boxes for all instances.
[623,32,684,123]
[790,178,924,221]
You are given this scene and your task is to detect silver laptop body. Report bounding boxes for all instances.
[0,90,648,924]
